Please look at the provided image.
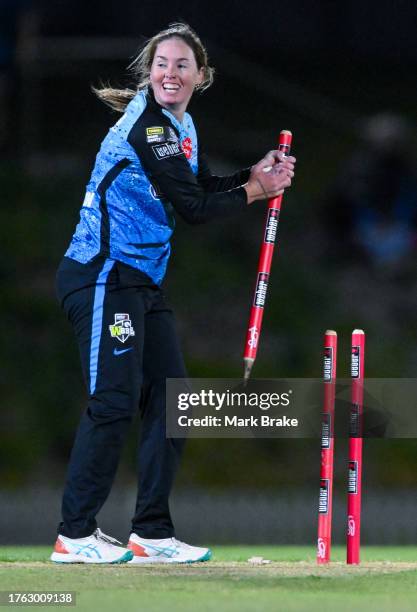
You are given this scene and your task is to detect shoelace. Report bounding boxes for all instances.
[170,537,190,549]
[94,528,123,546]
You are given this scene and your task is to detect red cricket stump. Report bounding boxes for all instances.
[243,130,293,381]
[317,330,338,564]
[347,329,365,564]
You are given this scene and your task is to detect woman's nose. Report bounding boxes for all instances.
[164,64,177,78]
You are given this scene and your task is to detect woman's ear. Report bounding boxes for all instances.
[196,67,205,87]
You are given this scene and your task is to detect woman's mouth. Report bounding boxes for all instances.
[162,84,180,92]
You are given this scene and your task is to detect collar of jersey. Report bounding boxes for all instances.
[145,88,192,138]
[161,108,191,136]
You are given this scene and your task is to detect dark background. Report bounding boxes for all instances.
[1,0,416,543]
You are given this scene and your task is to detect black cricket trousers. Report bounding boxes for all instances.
[56,257,186,539]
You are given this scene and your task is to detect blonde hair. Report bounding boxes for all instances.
[93,23,214,112]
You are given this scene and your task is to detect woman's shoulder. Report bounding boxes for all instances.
[127,92,178,146]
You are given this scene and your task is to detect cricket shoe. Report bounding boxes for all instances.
[50,528,133,564]
[127,533,212,564]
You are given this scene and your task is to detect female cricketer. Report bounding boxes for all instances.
[51,23,296,564]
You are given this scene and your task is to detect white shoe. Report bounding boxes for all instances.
[127,533,212,564]
[50,528,133,564]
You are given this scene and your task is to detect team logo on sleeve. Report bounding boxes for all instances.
[109,313,135,343]
[181,137,192,159]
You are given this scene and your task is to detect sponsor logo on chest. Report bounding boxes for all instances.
[181,137,193,159]
[146,126,179,144]
[152,141,183,160]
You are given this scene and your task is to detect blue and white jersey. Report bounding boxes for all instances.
[64,89,249,285]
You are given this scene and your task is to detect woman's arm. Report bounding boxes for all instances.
[128,120,248,224]
[128,119,294,224]
[197,149,251,193]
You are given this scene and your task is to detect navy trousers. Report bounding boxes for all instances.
[56,257,186,539]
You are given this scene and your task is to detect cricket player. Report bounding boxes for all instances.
[51,22,295,564]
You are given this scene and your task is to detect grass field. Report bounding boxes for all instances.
[1,546,416,611]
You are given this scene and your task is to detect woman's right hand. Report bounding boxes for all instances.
[244,151,296,205]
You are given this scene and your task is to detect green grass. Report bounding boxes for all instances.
[1,546,416,612]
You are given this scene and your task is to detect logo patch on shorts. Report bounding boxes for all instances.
[109,313,135,344]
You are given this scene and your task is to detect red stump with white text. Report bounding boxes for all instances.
[347,329,365,564]
[317,330,338,564]
[243,130,293,381]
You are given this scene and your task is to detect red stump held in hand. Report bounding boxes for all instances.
[243,130,292,382]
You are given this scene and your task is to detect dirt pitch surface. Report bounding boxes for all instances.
[2,560,417,576]
[2,549,416,612]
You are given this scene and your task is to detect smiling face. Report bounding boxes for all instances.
[149,37,204,121]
